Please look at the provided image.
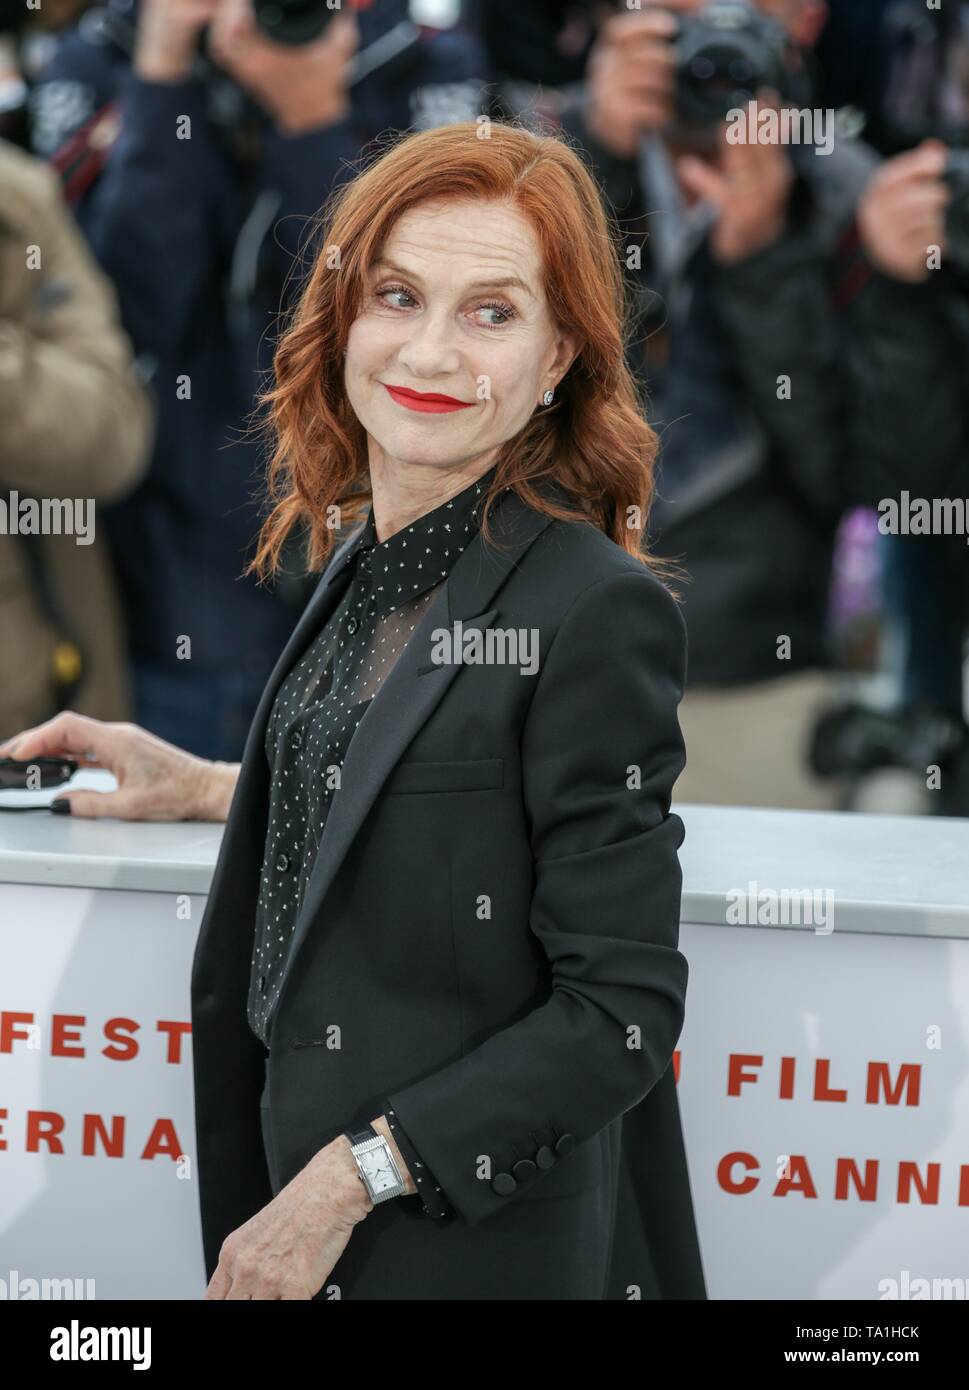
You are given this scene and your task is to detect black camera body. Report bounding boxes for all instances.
[943,150,969,272]
[810,702,965,780]
[251,0,338,46]
[673,1,804,129]
[92,0,340,50]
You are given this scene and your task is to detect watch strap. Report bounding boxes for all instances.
[382,1101,450,1219]
[344,1123,378,1147]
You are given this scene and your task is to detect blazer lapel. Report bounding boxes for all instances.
[204,522,368,911]
[269,487,556,1029]
[246,522,370,762]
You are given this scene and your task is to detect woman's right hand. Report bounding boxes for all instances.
[0,711,238,822]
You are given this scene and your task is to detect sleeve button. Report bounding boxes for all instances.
[491,1172,517,1195]
[535,1145,556,1170]
[512,1159,537,1185]
[555,1133,576,1157]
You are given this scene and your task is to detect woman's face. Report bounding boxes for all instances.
[344,197,577,475]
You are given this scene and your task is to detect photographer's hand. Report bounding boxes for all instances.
[584,4,695,159]
[134,0,223,83]
[676,95,794,263]
[207,0,358,136]
[856,139,949,284]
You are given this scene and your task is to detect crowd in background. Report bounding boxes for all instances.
[1,0,967,816]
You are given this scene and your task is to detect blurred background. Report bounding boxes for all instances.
[2,0,967,817]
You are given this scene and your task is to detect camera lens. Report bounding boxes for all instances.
[252,0,335,45]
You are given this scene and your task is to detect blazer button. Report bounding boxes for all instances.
[555,1133,576,1157]
[275,852,292,872]
[491,1172,517,1196]
[512,1159,537,1185]
[346,615,359,635]
[535,1145,556,1170]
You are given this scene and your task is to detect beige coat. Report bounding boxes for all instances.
[0,137,153,739]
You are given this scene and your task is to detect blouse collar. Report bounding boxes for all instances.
[334,463,502,615]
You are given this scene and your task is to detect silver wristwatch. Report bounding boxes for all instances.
[344,1123,408,1203]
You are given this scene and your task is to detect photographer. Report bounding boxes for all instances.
[848,138,969,813]
[807,0,969,814]
[0,135,151,737]
[0,0,99,148]
[497,0,873,808]
[27,0,487,760]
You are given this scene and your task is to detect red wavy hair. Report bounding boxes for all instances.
[245,118,670,584]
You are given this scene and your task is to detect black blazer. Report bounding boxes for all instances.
[190,484,707,1300]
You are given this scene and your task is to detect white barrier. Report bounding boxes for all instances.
[675,805,969,1300]
[1,794,967,1299]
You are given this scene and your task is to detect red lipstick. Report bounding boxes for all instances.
[383,384,474,414]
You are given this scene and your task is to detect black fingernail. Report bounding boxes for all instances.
[50,799,72,816]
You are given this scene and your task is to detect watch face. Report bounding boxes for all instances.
[360,1148,399,1193]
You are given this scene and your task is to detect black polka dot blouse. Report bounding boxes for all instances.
[246,462,502,1217]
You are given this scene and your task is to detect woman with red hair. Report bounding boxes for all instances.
[1,119,705,1301]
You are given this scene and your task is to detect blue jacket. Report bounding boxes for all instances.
[29,0,487,681]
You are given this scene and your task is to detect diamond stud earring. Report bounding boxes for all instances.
[542,389,554,406]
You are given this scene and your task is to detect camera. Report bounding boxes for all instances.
[943,150,969,272]
[251,0,337,45]
[673,1,804,129]
[810,701,964,779]
[79,2,340,59]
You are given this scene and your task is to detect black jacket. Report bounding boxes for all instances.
[190,485,707,1300]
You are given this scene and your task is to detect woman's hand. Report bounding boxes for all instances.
[0,711,238,822]
[204,1137,372,1300]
